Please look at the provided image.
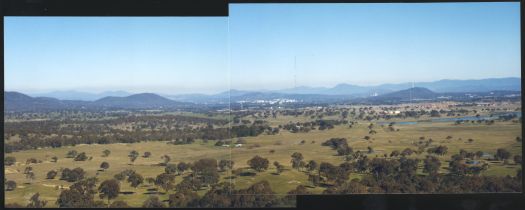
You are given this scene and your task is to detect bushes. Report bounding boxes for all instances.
[60,167,85,182]
[100,162,110,171]
[4,156,16,166]
[322,138,353,156]
[66,150,78,158]
[143,151,152,158]
[165,164,178,174]
[496,148,511,160]
[427,145,448,156]
[47,170,58,179]
[5,180,17,191]
[74,152,88,161]
[247,155,269,172]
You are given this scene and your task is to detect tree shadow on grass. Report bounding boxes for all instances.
[317,183,333,188]
[152,163,165,167]
[305,185,316,189]
[239,172,257,177]
[120,191,135,195]
[144,190,166,195]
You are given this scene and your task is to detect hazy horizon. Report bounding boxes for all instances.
[4,2,521,95]
[5,76,521,96]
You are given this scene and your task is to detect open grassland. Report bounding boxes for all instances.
[4,115,522,206]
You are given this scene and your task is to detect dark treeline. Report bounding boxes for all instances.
[4,114,277,153]
[9,156,520,208]
[322,158,522,194]
[5,146,522,208]
[5,157,295,208]
[280,119,349,133]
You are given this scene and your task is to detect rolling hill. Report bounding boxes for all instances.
[4,91,86,112]
[94,93,188,109]
[276,77,521,95]
[372,87,438,101]
[4,92,191,112]
[29,90,132,101]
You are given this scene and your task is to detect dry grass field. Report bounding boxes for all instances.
[4,110,522,206]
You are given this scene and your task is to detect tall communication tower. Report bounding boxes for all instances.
[294,56,297,89]
[409,81,415,108]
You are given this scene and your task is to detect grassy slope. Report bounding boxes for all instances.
[4,118,522,206]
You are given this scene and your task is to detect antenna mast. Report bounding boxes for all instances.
[410,81,414,108]
[294,56,297,89]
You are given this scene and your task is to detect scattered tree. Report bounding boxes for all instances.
[74,152,88,161]
[98,179,120,207]
[177,162,189,175]
[102,149,111,157]
[165,164,178,174]
[514,155,522,164]
[66,150,78,158]
[100,162,110,171]
[128,150,139,164]
[496,148,511,161]
[247,155,269,172]
[161,155,171,166]
[27,193,47,208]
[306,160,318,173]
[5,156,16,166]
[155,173,176,193]
[291,152,304,170]
[5,180,17,191]
[127,173,144,188]
[47,170,58,179]
[273,161,284,174]
[424,156,441,176]
[110,201,130,208]
[142,196,166,208]
[219,160,234,172]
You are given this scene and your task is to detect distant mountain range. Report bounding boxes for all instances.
[276,77,521,96]
[95,93,189,109]
[166,77,521,103]
[375,87,438,100]
[4,92,86,112]
[29,90,132,101]
[25,77,521,102]
[4,92,191,112]
[5,77,521,111]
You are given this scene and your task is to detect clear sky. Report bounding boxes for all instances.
[4,17,229,94]
[229,2,521,90]
[4,2,521,94]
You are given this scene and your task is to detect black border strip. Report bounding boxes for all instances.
[298,193,525,210]
[2,0,229,16]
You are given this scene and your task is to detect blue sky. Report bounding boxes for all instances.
[4,2,521,94]
[229,3,521,90]
[4,17,228,94]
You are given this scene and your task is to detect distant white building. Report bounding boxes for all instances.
[383,110,401,115]
[235,144,243,148]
